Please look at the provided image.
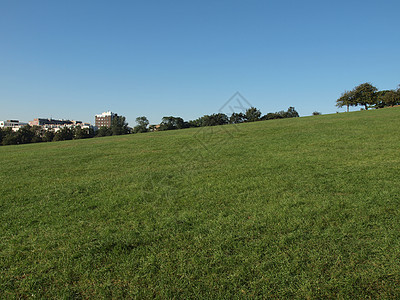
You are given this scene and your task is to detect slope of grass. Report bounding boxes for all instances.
[1,108,400,298]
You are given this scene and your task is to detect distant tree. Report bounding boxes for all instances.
[187,119,201,128]
[133,116,149,133]
[30,126,44,143]
[382,90,400,107]
[285,107,300,118]
[212,113,229,126]
[261,112,281,120]
[229,112,245,124]
[199,113,229,126]
[175,118,187,129]
[96,127,112,137]
[260,107,299,120]
[160,117,175,131]
[73,126,83,139]
[2,135,18,145]
[336,90,356,112]
[31,135,43,143]
[88,127,95,138]
[2,128,17,145]
[245,107,262,122]
[353,82,378,110]
[74,126,92,139]
[159,116,186,130]
[16,125,35,144]
[110,115,129,135]
[312,111,322,116]
[43,130,55,142]
[191,116,206,127]
[53,127,74,141]
[375,90,389,108]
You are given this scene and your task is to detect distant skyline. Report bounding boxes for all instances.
[1,0,399,125]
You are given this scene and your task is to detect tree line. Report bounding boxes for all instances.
[1,106,299,146]
[336,83,400,112]
[133,106,299,133]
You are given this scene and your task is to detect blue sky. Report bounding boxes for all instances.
[1,0,399,125]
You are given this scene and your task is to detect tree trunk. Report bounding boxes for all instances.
[347,105,349,112]
[365,104,368,110]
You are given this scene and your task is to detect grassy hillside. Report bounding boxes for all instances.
[1,108,400,298]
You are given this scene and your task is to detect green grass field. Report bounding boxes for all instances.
[1,107,400,298]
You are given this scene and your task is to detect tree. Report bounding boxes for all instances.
[110,115,129,135]
[376,90,389,108]
[43,130,55,142]
[2,130,18,145]
[336,90,356,112]
[159,116,186,130]
[312,111,321,116]
[187,119,201,128]
[30,126,44,143]
[74,126,92,139]
[285,107,299,118]
[353,82,378,110]
[199,114,229,126]
[96,127,112,137]
[245,107,261,122]
[260,107,299,120]
[229,112,245,124]
[382,90,400,107]
[16,125,35,144]
[133,116,149,133]
[53,127,74,141]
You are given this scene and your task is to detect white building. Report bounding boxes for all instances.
[0,120,28,132]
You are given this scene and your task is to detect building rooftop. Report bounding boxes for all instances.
[95,111,115,118]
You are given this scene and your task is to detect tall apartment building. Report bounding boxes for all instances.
[95,111,117,128]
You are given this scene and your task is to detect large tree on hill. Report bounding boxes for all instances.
[353,82,378,110]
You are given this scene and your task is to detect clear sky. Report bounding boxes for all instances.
[1,0,399,125]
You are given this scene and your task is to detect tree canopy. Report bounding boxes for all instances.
[354,83,378,110]
[245,107,262,122]
[160,116,186,130]
[134,116,149,133]
[336,90,356,112]
[336,83,384,111]
[110,115,129,135]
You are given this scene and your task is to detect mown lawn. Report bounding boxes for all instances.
[1,107,400,298]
